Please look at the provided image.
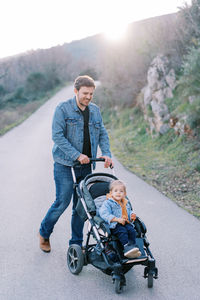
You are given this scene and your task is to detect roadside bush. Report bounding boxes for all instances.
[0,70,62,111]
[195,163,200,172]
[45,71,61,90]
[187,97,200,136]
[24,71,61,101]
[0,85,6,96]
[179,0,200,48]
[174,43,200,135]
[25,72,48,99]
[178,41,200,97]
[0,87,28,108]
[94,86,113,109]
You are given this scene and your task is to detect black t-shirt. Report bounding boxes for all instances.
[79,106,91,157]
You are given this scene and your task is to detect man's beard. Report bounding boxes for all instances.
[78,95,90,107]
[79,99,87,107]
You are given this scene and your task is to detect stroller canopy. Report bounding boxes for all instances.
[76,173,118,220]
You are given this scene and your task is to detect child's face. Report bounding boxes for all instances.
[111,185,126,201]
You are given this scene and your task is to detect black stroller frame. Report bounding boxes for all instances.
[67,159,158,294]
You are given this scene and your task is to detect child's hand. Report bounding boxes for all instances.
[117,218,126,225]
[131,213,136,221]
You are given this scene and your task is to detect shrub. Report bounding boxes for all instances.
[25,72,48,96]
[187,105,200,136]
[178,41,200,97]
[0,85,6,96]
[195,162,200,172]
[24,71,61,101]
[178,0,200,50]
[45,71,61,90]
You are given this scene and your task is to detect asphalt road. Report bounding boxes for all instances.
[0,85,200,300]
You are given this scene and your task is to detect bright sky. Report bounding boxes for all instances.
[0,0,192,59]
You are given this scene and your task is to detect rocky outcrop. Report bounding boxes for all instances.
[142,55,176,135]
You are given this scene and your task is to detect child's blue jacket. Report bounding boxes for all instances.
[99,198,134,229]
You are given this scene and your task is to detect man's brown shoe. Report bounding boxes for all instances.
[39,234,51,253]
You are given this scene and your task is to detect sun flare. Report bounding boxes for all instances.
[104,23,128,41]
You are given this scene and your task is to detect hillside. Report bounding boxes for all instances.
[0,12,179,135]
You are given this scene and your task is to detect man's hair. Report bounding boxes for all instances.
[109,180,127,193]
[74,75,95,91]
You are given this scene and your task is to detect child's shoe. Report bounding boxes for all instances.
[123,244,140,258]
[131,250,141,258]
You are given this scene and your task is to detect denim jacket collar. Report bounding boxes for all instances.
[72,96,79,112]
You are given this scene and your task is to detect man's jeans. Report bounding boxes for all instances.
[39,162,91,246]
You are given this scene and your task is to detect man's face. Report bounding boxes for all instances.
[75,86,95,110]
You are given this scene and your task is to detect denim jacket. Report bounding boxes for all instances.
[52,96,111,167]
[99,198,134,229]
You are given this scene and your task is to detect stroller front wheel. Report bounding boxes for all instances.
[114,278,123,294]
[147,273,153,288]
[67,244,84,275]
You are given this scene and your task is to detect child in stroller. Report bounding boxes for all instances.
[99,179,141,259]
[67,159,158,294]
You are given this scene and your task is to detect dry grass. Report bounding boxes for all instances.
[0,101,44,135]
[0,85,63,136]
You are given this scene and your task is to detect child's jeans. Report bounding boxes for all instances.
[111,223,136,246]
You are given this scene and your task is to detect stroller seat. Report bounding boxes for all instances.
[76,173,150,260]
[88,177,148,262]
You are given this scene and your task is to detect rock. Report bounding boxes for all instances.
[142,54,176,135]
[159,124,170,135]
[143,86,152,105]
[166,69,176,90]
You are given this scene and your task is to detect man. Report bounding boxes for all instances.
[39,75,113,252]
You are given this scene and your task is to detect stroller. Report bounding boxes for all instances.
[67,159,158,294]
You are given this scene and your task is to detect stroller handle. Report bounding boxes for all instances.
[73,158,113,168]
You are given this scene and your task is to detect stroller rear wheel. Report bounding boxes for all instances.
[67,244,84,275]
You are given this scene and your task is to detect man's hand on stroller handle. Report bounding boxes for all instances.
[74,156,114,168]
[77,154,90,164]
[99,156,113,168]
